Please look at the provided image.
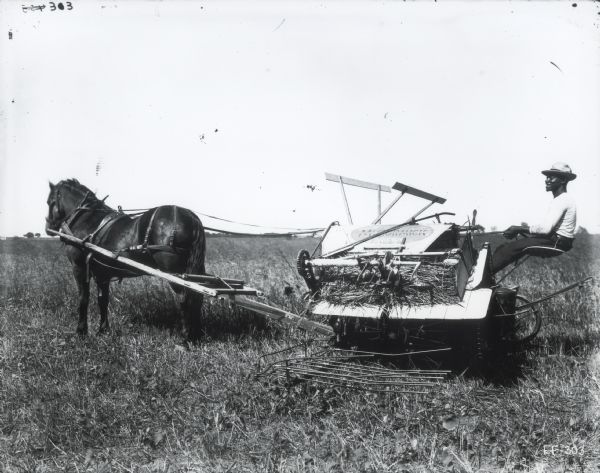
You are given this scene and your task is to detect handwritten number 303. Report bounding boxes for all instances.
[49,2,73,11]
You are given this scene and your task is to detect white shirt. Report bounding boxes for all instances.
[529,192,577,238]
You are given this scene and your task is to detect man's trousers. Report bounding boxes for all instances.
[491,235,573,274]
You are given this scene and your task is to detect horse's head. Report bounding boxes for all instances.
[45,179,95,234]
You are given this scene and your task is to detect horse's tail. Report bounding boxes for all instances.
[185,212,206,276]
[182,211,206,340]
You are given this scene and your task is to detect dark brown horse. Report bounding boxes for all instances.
[45,179,206,340]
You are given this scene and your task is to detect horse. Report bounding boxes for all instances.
[45,179,206,340]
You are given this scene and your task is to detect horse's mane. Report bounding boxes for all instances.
[57,178,108,208]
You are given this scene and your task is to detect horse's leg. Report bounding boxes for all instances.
[151,208,205,342]
[168,284,201,342]
[182,289,204,342]
[73,264,90,336]
[97,280,110,334]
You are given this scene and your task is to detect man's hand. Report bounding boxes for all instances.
[503,225,529,239]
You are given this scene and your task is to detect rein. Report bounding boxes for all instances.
[118,207,323,237]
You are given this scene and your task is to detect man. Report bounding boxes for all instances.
[491,162,577,274]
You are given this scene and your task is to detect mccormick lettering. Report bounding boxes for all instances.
[350,225,434,243]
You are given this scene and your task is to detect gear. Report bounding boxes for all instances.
[297,249,317,291]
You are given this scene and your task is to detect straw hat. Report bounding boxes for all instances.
[541,162,577,181]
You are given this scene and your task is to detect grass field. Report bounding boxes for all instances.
[1,234,599,472]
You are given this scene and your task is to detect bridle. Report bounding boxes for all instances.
[47,183,95,232]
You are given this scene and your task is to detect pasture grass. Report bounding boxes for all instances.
[1,235,599,472]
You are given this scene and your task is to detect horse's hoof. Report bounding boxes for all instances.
[97,325,110,335]
[183,327,203,344]
[77,324,87,337]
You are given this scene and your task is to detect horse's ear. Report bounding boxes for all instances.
[49,181,55,190]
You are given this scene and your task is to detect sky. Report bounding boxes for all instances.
[1,0,599,237]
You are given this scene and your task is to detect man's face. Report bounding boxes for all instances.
[545,175,565,192]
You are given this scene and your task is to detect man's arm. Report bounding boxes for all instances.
[503,225,530,239]
[529,198,566,235]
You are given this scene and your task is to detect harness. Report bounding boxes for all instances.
[121,206,189,255]
[57,190,93,237]
[58,197,187,281]
[58,197,132,280]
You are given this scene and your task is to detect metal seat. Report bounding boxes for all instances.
[496,245,565,284]
[521,246,565,258]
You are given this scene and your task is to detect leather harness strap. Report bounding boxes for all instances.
[121,207,187,255]
[168,205,178,248]
[143,207,160,250]
[86,212,125,244]
[85,252,94,282]
[121,243,189,254]
[60,191,92,230]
